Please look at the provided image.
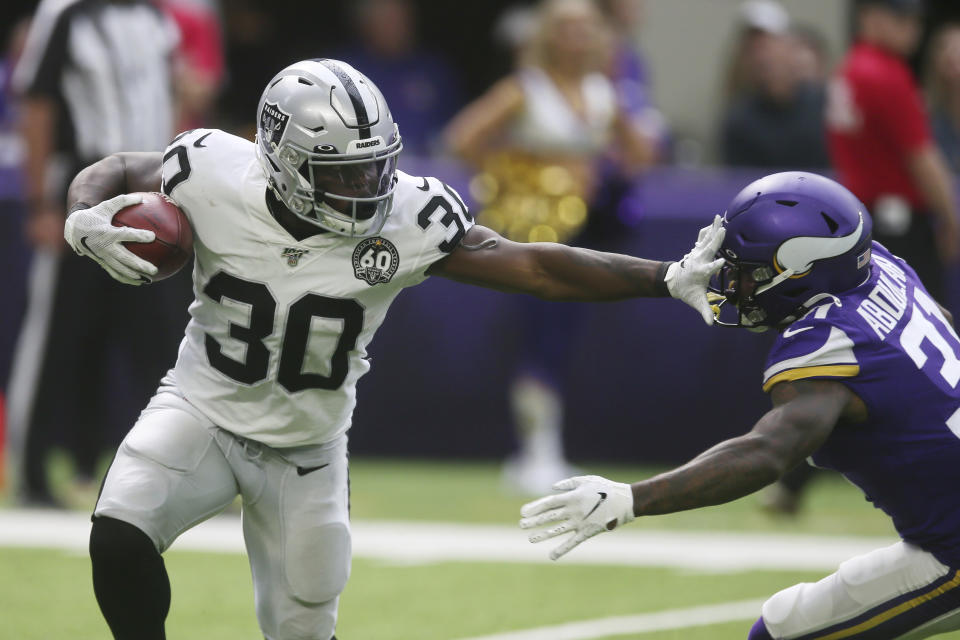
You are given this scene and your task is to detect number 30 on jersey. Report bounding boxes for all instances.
[203,271,363,392]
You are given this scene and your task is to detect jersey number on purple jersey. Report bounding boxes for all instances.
[901,288,960,388]
[899,288,960,435]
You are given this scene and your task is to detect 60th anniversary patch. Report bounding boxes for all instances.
[352,237,399,285]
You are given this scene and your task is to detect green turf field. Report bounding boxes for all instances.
[1,547,826,639]
[0,458,913,639]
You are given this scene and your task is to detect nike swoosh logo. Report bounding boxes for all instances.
[782,325,813,338]
[171,128,194,143]
[417,177,429,191]
[296,463,330,476]
[193,132,213,148]
[585,491,607,518]
[82,236,152,283]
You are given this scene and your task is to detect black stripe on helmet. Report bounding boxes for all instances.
[316,58,371,139]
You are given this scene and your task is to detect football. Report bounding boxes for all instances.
[112,192,193,281]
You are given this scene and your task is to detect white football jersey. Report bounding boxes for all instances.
[160,128,473,446]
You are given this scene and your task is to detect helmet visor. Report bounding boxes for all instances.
[300,155,398,221]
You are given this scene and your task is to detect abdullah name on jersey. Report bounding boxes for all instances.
[761,242,960,567]
[156,128,473,447]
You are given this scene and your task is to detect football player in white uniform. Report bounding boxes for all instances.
[62,59,723,640]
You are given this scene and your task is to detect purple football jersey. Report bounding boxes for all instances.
[763,242,960,566]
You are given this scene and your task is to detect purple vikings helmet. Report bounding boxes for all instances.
[711,172,873,330]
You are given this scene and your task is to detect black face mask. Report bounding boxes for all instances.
[709,260,773,329]
[298,156,397,221]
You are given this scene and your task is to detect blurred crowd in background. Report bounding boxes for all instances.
[3,0,960,509]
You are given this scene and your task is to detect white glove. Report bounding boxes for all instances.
[519,475,635,560]
[665,214,726,325]
[63,194,158,285]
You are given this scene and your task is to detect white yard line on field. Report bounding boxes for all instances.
[0,508,896,572]
[453,599,766,640]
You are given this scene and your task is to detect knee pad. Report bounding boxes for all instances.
[286,522,351,604]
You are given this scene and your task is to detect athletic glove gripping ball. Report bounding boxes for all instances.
[65,192,193,285]
[111,192,193,281]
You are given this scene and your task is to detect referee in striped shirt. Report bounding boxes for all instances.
[8,0,190,506]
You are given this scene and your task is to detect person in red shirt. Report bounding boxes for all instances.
[766,0,960,518]
[827,0,959,299]
[158,0,225,131]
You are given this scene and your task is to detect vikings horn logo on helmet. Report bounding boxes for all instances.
[775,213,865,275]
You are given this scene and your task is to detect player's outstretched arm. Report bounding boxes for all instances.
[520,379,861,559]
[63,152,164,285]
[429,216,726,324]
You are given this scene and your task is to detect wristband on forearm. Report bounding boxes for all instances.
[654,261,674,297]
[67,201,93,215]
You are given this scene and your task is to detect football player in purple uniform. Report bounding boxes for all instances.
[521,172,960,639]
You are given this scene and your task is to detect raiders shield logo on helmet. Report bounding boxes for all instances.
[352,237,399,285]
[260,101,290,147]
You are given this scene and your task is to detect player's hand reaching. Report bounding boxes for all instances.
[64,194,159,285]
[665,215,726,325]
[519,475,635,560]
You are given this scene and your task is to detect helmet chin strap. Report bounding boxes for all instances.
[754,268,796,296]
[788,293,842,324]
[773,293,843,329]
[801,292,843,309]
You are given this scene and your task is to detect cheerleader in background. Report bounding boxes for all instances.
[444,0,653,494]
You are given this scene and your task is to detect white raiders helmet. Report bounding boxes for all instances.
[255,59,403,237]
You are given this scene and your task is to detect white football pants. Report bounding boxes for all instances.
[94,388,350,640]
[762,540,960,639]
